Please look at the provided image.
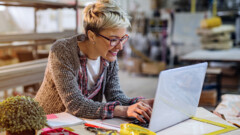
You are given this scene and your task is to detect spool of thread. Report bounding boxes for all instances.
[200,17,222,28]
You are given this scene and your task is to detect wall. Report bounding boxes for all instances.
[119,0,152,17]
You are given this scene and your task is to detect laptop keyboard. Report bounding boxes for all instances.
[130,117,149,128]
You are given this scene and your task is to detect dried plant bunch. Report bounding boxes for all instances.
[0,96,47,133]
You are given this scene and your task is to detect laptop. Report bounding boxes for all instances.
[135,62,208,132]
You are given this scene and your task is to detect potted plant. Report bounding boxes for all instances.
[0,96,47,135]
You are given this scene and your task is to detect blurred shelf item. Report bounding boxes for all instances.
[0,0,84,9]
[197,25,235,50]
[180,48,240,63]
[217,11,240,17]
[0,31,75,44]
[197,25,235,36]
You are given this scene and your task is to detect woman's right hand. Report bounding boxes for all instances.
[114,102,152,123]
[126,101,152,123]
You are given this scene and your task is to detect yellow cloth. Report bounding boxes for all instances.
[201,17,222,28]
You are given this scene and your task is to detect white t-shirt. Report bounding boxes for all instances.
[86,57,101,90]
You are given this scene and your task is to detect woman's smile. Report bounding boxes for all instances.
[109,50,118,56]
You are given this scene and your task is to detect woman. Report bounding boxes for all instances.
[35,0,154,123]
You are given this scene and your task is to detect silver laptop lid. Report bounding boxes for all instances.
[149,62,208,132]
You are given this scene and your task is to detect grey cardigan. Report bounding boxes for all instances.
[35,35,135,119]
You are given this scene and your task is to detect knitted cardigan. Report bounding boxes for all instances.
[35,34,137,119]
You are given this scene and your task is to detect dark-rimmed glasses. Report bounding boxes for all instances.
[96,33,129,47]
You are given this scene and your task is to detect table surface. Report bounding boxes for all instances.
[180,48,240,63]
[46,107,240,135]
[0,107,239,135]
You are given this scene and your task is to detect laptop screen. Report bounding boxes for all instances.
[149,62,208,132]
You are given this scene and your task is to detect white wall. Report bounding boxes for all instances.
[118,0,152,17]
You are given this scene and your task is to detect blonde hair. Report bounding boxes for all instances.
[83,0,130,36]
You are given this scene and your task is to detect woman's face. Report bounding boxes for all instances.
[94,28,128,62]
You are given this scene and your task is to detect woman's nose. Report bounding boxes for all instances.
[116,41,124,50]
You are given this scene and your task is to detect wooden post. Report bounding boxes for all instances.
[34,7,38,33]
[75,0,78,34]
[4,90,8,99]
[74,0,79,34]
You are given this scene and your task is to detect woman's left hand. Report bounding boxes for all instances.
[138,98,154,108]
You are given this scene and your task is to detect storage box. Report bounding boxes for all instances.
[221,67,237,76]
[141,62,166,75]
[37,50,49,59]
[199,89,217,106]
[125,57,142,74]
[221,75,239,91]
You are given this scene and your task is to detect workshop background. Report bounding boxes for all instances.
[0,0,240,124]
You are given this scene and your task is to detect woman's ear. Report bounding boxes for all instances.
[87,30,96,43]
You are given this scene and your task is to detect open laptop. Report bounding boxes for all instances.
[85,62,208,132]
[135,62,208,132]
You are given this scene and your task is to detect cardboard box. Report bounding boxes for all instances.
[199,89,217,106]
[141,62,166,75]
[221,75,239,90]
[0,58,18,66]
[221,67,237,76]
[125,57,142,74]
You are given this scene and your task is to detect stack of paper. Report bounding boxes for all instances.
[47,112,85,128]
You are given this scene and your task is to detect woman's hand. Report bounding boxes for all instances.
[127,101,152,123]
[138,98,154,108]
[114,101,153,123]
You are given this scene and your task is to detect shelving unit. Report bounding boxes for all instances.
[0,0,84,60]
[0,0,84,99]
[0,0,82,40]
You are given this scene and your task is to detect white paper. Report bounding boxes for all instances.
[83,117,130,132]
[47,112,85,128]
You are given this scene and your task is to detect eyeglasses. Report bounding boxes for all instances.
[97,33,129,47]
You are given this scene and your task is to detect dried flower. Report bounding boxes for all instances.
[0,96,47,133]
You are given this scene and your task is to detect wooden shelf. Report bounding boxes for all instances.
[0,0,84,9]
[0,58,47,90]
[0,41,53,49]
[0,31,76,43]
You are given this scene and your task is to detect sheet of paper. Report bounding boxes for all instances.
[46,114,58,119]
[83,117,131,131]
[47,112,85,128]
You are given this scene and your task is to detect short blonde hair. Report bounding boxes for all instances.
[83,0,131,36]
